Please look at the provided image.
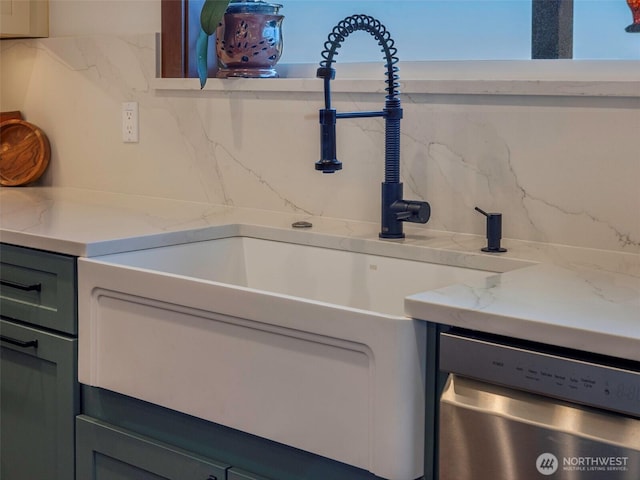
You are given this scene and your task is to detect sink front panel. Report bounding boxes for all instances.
[90,291,371,467]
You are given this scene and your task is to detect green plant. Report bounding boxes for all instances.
[198,0,231,88]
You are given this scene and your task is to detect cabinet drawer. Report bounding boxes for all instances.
[0,243,76,334]
[76,415,230,480]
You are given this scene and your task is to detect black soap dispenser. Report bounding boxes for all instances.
[475,207,507,253]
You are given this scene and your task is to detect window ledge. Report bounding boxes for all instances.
[152,60,640,97]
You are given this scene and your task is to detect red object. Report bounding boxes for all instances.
[626,0,640,32]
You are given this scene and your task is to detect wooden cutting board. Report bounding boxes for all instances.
[0,111,22,123]
[0,119,51,186]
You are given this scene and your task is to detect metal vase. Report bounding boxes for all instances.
[215,2,284,78]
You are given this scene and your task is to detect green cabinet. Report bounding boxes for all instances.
[0,318,78,479]
[76,416,229,480]
[76,415,341,480]
[0,243,79,480]
[80,386,389,480]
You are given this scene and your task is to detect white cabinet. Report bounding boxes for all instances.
[0,0,48,38]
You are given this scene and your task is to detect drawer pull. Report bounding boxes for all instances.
[0,335,38,349]
[0,280,42,292]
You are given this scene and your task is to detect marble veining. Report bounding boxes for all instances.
[406,262,640,361]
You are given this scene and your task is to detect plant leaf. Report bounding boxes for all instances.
[201,0,229,36]
[196,28,210,89]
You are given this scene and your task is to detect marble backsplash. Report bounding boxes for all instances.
[1,35,638,254]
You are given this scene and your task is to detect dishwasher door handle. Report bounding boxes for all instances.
[1,279,42,292]
[0,335,38,349]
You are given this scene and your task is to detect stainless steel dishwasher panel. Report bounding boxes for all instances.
[439,375,640,480]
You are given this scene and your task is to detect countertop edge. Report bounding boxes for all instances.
[405,296,640,363]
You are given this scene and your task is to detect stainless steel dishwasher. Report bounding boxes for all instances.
[438,328,640,480]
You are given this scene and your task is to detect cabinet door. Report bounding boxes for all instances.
[76,416,230,480]
[0,318,78,480]
[0,0,48,37]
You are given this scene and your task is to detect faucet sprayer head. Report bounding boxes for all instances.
[316,108,342,173]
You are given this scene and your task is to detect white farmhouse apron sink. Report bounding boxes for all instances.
[78,236,493,480]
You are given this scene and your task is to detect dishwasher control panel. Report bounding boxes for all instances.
[440,331,640,418]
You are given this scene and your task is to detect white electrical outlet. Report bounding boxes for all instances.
[122,102,139,143]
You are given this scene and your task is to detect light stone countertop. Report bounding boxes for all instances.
[1,187,638,361]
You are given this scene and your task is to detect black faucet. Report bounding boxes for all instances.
[315,14,431,239]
